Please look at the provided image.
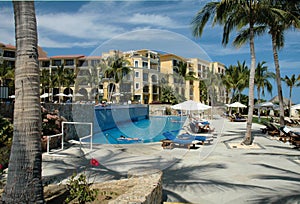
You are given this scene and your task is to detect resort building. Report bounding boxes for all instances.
[0,41,226,105]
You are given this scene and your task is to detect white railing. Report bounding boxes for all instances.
[46,121,93,154]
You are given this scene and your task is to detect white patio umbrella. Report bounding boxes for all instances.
[171,100,212,119]
[254,102,275,122]
[40,93,52,98]
[74,93,83,97]
[55,93,68,97]
[291,104,300,110]
[67,93,73,97]
[171,100,200,111]
[227,102,247,108]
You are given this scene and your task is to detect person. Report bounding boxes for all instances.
[118,135,140,141]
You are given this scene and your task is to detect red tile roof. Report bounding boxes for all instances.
[51,55,85,59]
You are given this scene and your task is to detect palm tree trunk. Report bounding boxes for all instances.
[257,87,261,122]
[289,87,292,118]
[243,22,256,145]
[271,35,285,127]
[2,1,44,203]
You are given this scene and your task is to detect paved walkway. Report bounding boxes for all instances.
[42,116,300,204]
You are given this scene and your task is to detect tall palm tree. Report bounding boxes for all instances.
[192,0,262,145]
[101,51,131,102]
[263,0,300,126]
[2,1,44,203]
[282,74,300,117]
[254,61,275,103]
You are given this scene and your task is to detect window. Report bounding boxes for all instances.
[91,59,100,66]
[134,61,139,67]
[65,59,74,66]
[142,61,148,68]
[135,71,139,78]
[41,61,50,67]
[53,60,62,66]
[143,73,148,81]
[135,83,139,89]
[3,51,15,58]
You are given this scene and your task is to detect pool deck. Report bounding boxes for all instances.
[42,116,300,203]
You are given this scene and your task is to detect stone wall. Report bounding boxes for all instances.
[107,169,162,204]
[43,103,94,140]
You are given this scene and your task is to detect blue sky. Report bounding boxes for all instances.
[1,1,300,103]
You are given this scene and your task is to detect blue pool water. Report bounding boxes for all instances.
[91,116,186,144]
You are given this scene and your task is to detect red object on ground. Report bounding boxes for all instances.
[90,158,100,167]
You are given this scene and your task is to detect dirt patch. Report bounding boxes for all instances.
[0,181,133,204]
[44,181,134,204]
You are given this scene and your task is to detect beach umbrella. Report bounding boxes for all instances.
[74,93,83,97]
[171,100,200,111]
[254,102,274,109]
[291,104,300,110]
[227,102,247,108]
[254,102,275,121]
[55,93,68,97]
[171,100,212,119]
[40,93,52,98]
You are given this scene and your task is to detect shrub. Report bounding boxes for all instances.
[0,116,13,169]
[65,173,98,204]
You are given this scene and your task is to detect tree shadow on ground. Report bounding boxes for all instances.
[161,162,272,203]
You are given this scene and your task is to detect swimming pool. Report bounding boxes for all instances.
[92,116,186,144]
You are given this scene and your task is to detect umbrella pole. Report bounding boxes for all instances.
[258,107,261,123]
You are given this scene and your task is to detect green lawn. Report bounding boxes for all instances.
[252,116,272,125]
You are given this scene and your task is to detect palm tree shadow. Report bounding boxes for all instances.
[161,162,272,203]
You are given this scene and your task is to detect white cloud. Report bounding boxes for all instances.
[127,13,176,28]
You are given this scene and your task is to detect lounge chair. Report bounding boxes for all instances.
[230,114,247,122]
[261,122,280,136]
[162,131,195,149]
[189,120,214,133]
[182,126,214,145]
[279,126,300,146]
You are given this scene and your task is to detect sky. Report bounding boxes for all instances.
[1,0,300,103]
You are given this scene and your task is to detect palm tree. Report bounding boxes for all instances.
[192,0,271,145]
[263,1,300,126]
[203,69,221,106]
[63,68,76,96]
[161,85,178,104]
[199,80,208,103]
[52,65,65,92]
[282,74,300,117]
[2,1,44,203]
[255,61,275,103]
[40,69,50,95]
[101,51,131,102]
[222,61,249,104]
[235,61,249,103]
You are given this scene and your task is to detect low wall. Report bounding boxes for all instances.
[43,103,149,140]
